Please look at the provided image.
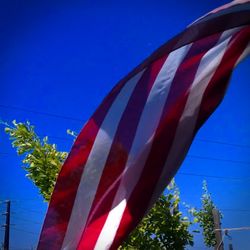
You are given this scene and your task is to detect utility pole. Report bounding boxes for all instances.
[212,208,224,250]
[2,200,10,250]
[215,227,250,250]
[225,230,233,250]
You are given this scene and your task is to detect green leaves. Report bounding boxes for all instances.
[3,120,221,249]
[119,180,194,250]
[4,120,68,201]
[192,181,222,247]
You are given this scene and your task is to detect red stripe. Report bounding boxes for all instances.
[77,55,168,249]
[195,26,250,131]
[37,79,129,249]
[110,32,222,249]
[38,7,250,249]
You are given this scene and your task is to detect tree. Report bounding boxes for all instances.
[3,120,67,201]
[192,180,223,248]
[120,181,193,250]
[5,120,222,249]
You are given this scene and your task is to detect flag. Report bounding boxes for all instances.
[38,1,250,249]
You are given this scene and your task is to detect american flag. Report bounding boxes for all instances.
[38,1,250,249]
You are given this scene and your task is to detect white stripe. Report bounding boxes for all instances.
[94,44,192,250]
[61,70,145,250]
[147,27,242,211]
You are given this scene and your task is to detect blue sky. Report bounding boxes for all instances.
[0,0,249,249]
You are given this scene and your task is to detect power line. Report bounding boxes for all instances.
[10,247,34,250]
[10,205,250,216]
[10,198,42,202]
[1,147,249,166]
[178,172,250,181]
[43,135,73,141]
[0,104,84,122]
[11,215,41,225]
[14,205,243,214]
[196,138,250,149]
[1,104,250,149]
[3,201,250,216]
[221,209,250,212]
[11,207,45,215]
[0,198,42,203]
[0,153,8,156]
[187,154,250,165]
[12,228,37,235]
[13,204,45,212]
[215,227,250,232]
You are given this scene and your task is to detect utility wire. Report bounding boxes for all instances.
[13,203,44,209]
[3,201,250,215]
[0,199,42,203]
[196,138,250,149]
[42,135,73,141]
[1,148,249,166]
[1,104,250,148]
[178,172,250,181]
[215,227,250,232]
[187,154,250,165]
[0,167,249,186]
[0,104,84,122]
[10,207,250,214]
[11,215,41,225]
[11,207,45,214]
[221,209,250,212]
[11,228,37,235]
[1,104,250,150]
[10,247,34,250]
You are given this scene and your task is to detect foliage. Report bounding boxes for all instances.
[66,129,77,138]
[4,120,67,201]
[193,180,222,248]
[119,181,194,250]
[4,120,222,249]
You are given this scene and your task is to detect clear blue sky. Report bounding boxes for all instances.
[0,0,249,249]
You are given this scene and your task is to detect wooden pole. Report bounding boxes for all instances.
[3,200,10,250]
[212,208,224,250]
[228,243,233,250]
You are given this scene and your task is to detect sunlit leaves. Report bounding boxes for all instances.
[192,181,222,247]
[119,181,194,250]
[3,120,220,249]
[4,120,67,201]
